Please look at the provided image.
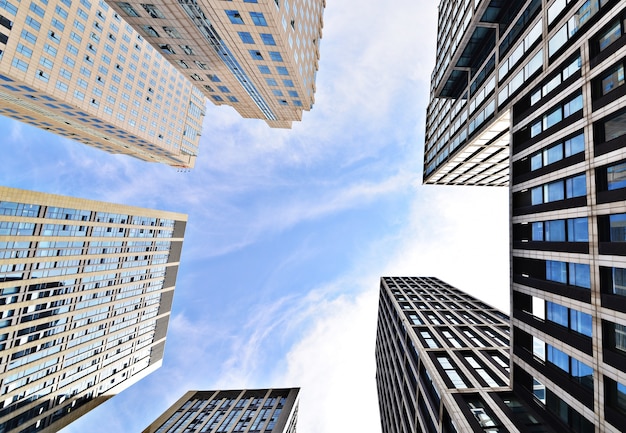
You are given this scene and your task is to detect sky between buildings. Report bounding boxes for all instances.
[1,1,509,432]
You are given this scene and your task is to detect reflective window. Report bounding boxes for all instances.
[546,260,590,288]
[249,11,267,26]
[225,10,244,24]
[531,174,586,205]
[437,356,468,388]
[607,161,626,190]
[610,213,626,241]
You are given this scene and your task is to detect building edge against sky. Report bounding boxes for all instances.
[422,0,626,432]
[375,276,557,433]
[142,388,300,433]
[0,186,187,433]
[0,0,205,168]
[109,0,325,129]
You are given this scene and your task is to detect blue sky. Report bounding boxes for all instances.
[2,1,509,432]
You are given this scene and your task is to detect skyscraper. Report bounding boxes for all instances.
[0,186,186,433]
[142,388,299,433]
[109,0,326,128]
[422,0,626,431]
[375,276,555,433]
[0,0,205,168]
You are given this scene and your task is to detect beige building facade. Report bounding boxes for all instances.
[110,0,325,128]
[0,0,205,168]
[0,186,187,433]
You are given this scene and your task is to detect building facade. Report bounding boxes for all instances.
[375,276,555,433]
[423,0,626,431]
[109,0,325,128]
[142,388,299,433]
[0,186,187,433]
[0,0,205,168]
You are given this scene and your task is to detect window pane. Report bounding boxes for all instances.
[547,345,569,372]
[607,162,626,190]
[570,263,591,288]
[546,260,567,283]
[564,133,585,156]
[545,180,564,202]
[566,174,586,198]
[605,111,626,141]
[570,309,592,336]
[547,302,568,327]
[544,107,563,129]
[568,217,588,241]
[544,143,563,165]
[599,21,621,51]
[610,213,626,241]
[531,187,543,205]
[545,220,566,241]
[601,64,625,96]
[532,222,544,240]
[531,153,543,170]
[613,267,626,295]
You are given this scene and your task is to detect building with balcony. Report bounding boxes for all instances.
[0,186,187,433]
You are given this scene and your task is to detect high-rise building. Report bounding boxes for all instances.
[375,276,557,433]
[0,186,187,433]
[422,0,626,431]
[109,0,325,128]
[0,0,205,168]
[142,388,299,433]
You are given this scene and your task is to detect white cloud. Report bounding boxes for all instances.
[262,185,509,433]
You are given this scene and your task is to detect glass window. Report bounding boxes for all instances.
[544,107,563,129]
[564,133,585,157]
[613,267,626,295]
[547,345,569,372]
[567,218,588,241]
[601,64,625,96]
[532,222,543,240]
[570,309,592,336]
[249,12,267,26]
[545,180,565,202]
[569,262,590,288]
[437,356,468,388]
[269,51,283,62]
[225,10,244,24]
[605,111,626,141]
[257,65,270,74]
[249,50,263,60]
[610,213,626,241]
[546,260,567,284]
[545,220,566,241]
[607,162,626,190]
[599,21,622,51]
[547,302,568,327]
[544,143,564,165]
[260,33,275,45]
[238,32,254,44]
[531,186,543,205]
[566,174,586,198]
[117,2,139,17]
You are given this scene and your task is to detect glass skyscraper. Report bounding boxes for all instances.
[421,0,626,431]
[0,186,187,433]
